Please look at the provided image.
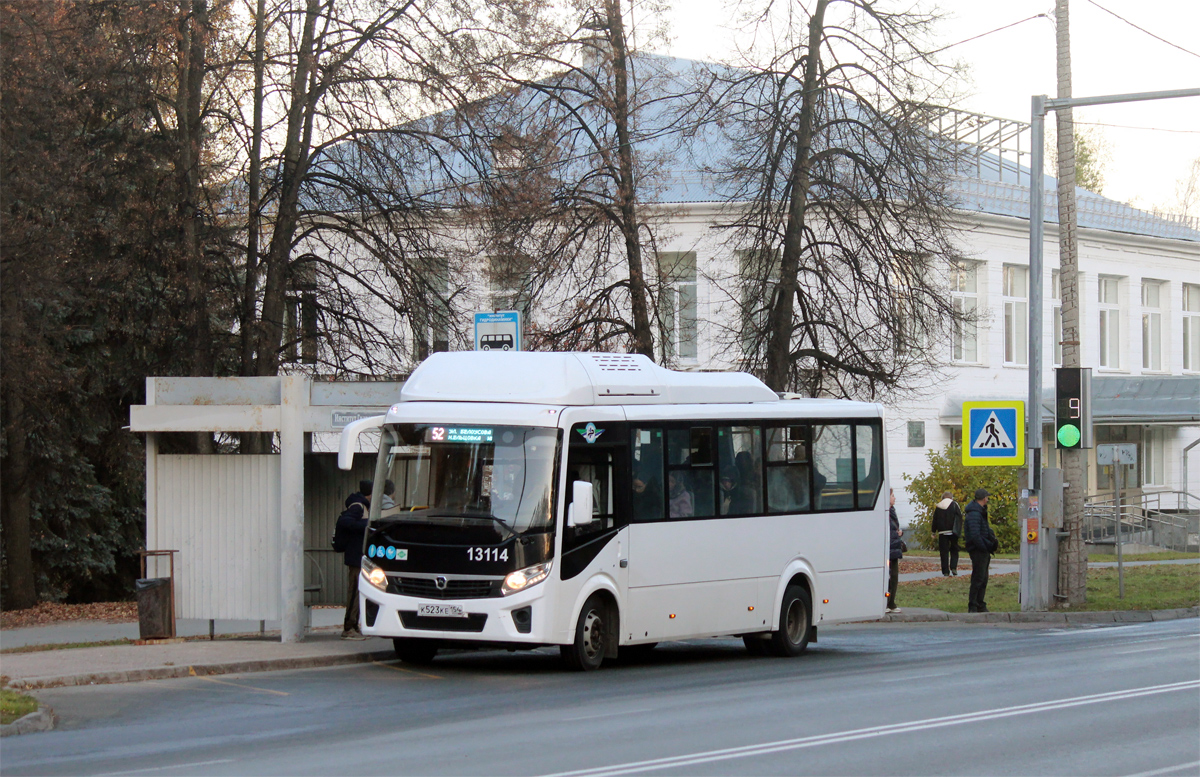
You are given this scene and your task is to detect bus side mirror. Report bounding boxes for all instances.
[567,481,594,527]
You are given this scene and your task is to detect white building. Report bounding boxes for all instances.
[299,99,1200,525]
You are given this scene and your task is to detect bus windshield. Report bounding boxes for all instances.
[375,424,560,535]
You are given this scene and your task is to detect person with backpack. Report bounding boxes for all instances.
[963,488,999,614]
[334,480,372,639]
[931,490,964,577]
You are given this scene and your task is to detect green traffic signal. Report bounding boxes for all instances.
[1057,423,1081,448]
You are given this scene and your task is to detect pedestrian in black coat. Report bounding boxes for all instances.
[887,490,904,613]
[963,488,999,613]
[931,491,963,576]
[337,480,372,639]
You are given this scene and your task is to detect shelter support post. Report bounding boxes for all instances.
[280,375,307,642]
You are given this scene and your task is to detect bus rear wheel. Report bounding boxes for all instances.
[393,638,438,664]
[768,586,812,657]
[561,594,607,671]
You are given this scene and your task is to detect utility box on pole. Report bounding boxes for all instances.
[1020,468,1061,611]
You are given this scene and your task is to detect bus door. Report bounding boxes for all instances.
[560,417,630,596]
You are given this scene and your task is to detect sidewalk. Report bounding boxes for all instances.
[1,629,394,691]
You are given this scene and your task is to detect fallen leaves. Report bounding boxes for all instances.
[0,601,137,630]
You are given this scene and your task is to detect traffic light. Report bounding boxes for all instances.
[1055,367,1092,449]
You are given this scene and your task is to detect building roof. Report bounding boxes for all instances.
[938,376,1200,426]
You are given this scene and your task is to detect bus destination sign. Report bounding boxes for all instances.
[427,426,494,444]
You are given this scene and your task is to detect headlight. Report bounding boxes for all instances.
[501,561,552,596]
[361,557,388,592]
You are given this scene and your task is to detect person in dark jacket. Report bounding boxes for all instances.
[887,489,904,613]
[963,488,999,613]
[337,480,372,639]
[931,491,964,576]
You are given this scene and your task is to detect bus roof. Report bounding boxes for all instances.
[400,352,781,406]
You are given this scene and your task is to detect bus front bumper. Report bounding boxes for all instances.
[357,578,555,645]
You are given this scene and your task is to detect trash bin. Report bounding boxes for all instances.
[135,577,173,639]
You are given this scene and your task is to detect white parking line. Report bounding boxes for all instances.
[95,759,234,776]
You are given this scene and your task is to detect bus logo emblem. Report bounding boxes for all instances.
[578,422,605,444]
[435,576,448,590]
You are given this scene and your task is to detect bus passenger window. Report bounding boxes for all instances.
[667,428,715,518]
[765,426,810,513]
[813,424,855,510]
[631,428,664,522]
[718,426,762,515]
[855,423,884,509]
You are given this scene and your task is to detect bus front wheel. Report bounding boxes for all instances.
[561,594,607,671]
[394,638,438,664]
[768,586,812,657]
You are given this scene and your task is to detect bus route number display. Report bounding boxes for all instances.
[426,426,494,444]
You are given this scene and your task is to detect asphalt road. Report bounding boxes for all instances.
[4,619,1198,777]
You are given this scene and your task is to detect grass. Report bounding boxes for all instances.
[1,688,39,725]
[900,563,1200,613]
[1086,551,1199,563]
[906,549,1199,563]
[0,638,134,655]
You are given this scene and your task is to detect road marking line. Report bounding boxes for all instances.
[564,708,654,722]
[195,676,289,696]
[881,673,945,683]
[1122,760,1200,777]
[371,660,442,680]
[95,758,234,776]
[538,680,1200,777]
[1115,645,1177,655]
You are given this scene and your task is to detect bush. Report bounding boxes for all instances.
[902,445,1021,554]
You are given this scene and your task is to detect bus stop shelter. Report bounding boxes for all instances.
[129,376,404,642]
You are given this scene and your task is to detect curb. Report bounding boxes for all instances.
[881,606,1199,624]
[6,649,397,691]
[0,707,56,737]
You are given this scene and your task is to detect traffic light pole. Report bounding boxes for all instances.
[1025,86,1200,611]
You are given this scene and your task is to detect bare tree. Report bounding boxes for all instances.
[469,0,680,358]
[208,0,549,382]
[699,0,969,398]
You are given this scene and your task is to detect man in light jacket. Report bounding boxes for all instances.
[931,491,963,577]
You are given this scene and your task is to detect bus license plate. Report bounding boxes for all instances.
[418,603,466,618]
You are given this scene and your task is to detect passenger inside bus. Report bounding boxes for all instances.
[667,471,693,518]
[631,469,663,521]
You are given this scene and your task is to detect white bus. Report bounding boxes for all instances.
[339,352,888,670]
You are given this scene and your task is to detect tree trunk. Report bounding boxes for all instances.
[255,0,319,377]
[606,0,654,359]
[1,390,37,609]
[1054,0,1087,606]
[764,0,827,391]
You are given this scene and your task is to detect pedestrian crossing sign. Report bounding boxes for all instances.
[961,401,1025,467]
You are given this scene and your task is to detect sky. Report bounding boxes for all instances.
[657,0,1200,212]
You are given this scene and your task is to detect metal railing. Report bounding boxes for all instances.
[1083,490,1200,553]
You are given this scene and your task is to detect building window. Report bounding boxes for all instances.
[1051,270,1063,367]
[949,427,962,448]
[1003,265,1028,365]
[413,255,451,359]
[737,249,779,359]
[1098,276,1121,369]
[1184,283,1200,372]
[488,254,532,317]
[1141,280,1165,371]
[907,421,925,448]
[659,252,698,362]
[1144,428,1165,486]
[950,260,978,363]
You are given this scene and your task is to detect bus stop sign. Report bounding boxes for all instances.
[962,401,1025,467]
[474,311,521,351]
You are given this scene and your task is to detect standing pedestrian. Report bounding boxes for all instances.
[336,479,372,639]
[963,488,998,613]
[887,489,904,613]
[931,491,963,576]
